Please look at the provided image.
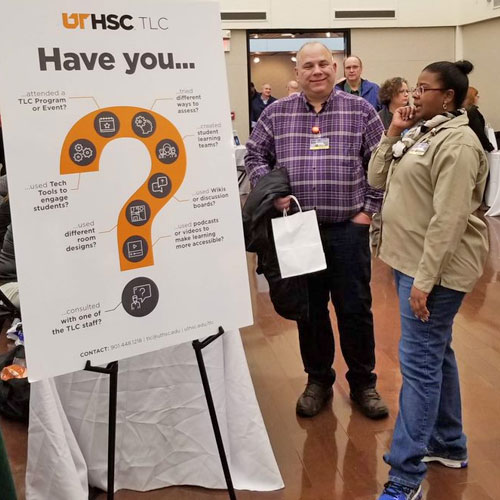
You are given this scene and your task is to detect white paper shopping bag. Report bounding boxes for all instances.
[271,196,326,278]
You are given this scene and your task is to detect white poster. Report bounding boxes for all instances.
[0,0,253,381]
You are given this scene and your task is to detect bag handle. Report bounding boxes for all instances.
[283,195,301,217]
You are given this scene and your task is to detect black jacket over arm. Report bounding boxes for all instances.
[242,168,309,321]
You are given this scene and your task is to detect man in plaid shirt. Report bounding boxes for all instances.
[245,42,387,419]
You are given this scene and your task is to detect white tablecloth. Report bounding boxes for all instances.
[234,145,249,194]
[485,151,500,216]
[26,331,283,499]
[234,145,246,167]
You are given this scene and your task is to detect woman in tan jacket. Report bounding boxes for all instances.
[368,60,488,500]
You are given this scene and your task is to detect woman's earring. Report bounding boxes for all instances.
[443,101,447,110]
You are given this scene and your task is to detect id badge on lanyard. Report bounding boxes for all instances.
[310,137,330,150]
[309,126,329,150]
[408,139,430,155]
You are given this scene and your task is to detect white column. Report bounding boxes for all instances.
[455,25,463,61]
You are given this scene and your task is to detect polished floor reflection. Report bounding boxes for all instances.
[1,216,500,499]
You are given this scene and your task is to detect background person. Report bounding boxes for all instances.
[286,80,300,96]
[463,86,495,152]
[336,55,380,110]
[378,77,410,129]
[368,60,488,500]
[250,83,277,128]
[249,81,257,101]
[0,173,17,310]
[371,77,410,249]
[0,224,18,310]
[0,175,10,244]
[245,42,388,421]
[0,175,17,310]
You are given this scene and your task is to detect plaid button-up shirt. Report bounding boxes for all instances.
[245,90,384,223]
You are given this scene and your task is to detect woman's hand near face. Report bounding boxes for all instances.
[387,105,418,137]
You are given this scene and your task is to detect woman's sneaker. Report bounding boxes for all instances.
[378,482,422,500]
[422,452,468,468]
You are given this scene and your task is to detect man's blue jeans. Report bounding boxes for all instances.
[385,271,467,488]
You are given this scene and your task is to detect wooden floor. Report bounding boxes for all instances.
[2,214,500,500]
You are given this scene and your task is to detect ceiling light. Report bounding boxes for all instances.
[253,57,260,63]
[291,56,297,62]
[326,32,331,37]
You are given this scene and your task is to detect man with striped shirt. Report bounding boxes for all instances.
[245,42,388,419]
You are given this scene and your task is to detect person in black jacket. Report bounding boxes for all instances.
[0,223,18,309]
[250,83,277,128]
[0,177,10,245]
[0,175,17,308]
[463,86,495,152]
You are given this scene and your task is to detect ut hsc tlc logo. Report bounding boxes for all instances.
[62,13,169,30]
[62,13,134,30]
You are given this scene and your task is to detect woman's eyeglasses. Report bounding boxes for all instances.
[410,86,445,97]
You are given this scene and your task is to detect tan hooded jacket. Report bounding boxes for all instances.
[368,113,488,293]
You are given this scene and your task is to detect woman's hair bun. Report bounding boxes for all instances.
[455,60,473,75]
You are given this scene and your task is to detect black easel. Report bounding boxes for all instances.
[83,327,236,500]
[84,360,119,500]
[193,327,237,500]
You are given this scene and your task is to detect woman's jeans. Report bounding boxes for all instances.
[386,270,467,488]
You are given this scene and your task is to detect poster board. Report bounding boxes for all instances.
[0,0,253,381]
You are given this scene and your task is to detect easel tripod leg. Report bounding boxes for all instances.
[193,328,237,500]
[84,360,119,500]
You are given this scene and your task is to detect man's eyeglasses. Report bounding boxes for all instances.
[410,86,445,97]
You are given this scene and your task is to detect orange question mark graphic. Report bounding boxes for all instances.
[60,106,187,272]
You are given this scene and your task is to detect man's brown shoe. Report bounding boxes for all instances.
[350,387,389,419]
[296,382,333,417]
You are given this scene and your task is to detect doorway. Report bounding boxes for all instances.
[247,29,350,104]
